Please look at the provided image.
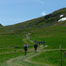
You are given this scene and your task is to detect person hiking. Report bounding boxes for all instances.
[24,44,28,56]
[34,44,38,52]
[65,51,66,57]
[38,41,41,45]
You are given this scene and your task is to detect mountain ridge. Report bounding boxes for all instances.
[0,8,66,34]
[6,8,66,28]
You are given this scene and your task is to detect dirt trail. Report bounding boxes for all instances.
[5,47,60,66]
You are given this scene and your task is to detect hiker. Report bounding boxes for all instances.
[38,41,41,45]
[43,41,46,47]
[65,51,66,57]
[24,44,28,56]
[34,44,38,52]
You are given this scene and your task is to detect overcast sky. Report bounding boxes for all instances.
[0,0,66,26]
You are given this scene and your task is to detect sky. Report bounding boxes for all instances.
[0,0,66,26]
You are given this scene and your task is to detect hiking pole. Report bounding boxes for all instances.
[60,45,62,66]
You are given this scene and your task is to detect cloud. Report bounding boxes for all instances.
[41,12,46,16]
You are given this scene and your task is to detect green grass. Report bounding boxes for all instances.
[0,34,24,48]
[0,52,24,62]
[30,22,66,49]
[31,50,66,66]
[0,22,66,65]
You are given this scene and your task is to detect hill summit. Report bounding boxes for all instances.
[0,8,66,34]
[6,8,66,29]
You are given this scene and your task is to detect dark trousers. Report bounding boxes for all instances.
[65,54,66,57]
[24,49,27,56]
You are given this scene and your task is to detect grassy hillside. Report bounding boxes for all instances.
[31,21,66,49]
[5,8,66,30]
[0,8,66,34]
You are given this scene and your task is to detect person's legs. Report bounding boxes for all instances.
[25,49,27,56]
[25,51,27,55]
[65,54,66,57]
[35,48,37,53]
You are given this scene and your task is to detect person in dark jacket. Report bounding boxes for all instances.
[34,44,38,52]
[24,44,28,56]
[65,51,66,57]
